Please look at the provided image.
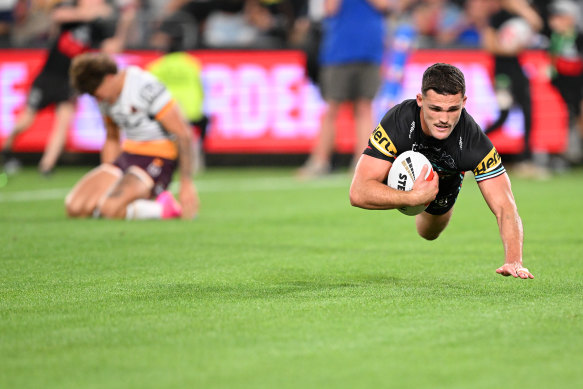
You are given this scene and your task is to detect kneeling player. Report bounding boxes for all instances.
[65,52,198,220]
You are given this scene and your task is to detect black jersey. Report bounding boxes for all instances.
[38,1,110,79]
[364,99,505,214]
[27,1,111,109]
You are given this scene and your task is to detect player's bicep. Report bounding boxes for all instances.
[353,154,393,185]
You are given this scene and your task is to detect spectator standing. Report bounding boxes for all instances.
[547,0,583,164]
[482,0,546,177]
[0,0,137,176]
[297,0,391,178]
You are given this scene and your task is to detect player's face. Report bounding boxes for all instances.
[416,90,466,140]
[92,75,116,103]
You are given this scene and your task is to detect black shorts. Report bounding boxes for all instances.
[113,152,177,197]
[27,72,75,111]
[424,172,465,215]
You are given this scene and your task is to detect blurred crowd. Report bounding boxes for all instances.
[1,0,583,175]
[0,0,579,51]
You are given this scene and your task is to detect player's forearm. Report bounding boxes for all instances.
[176,131,193,182]
[505,0,542,32]
[498,207,524,265]
[101,140,120,164]
[350,180,417,210]
[112,2,137,46]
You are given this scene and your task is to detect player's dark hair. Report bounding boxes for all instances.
[421,63,465,97]
[70,53,118,95]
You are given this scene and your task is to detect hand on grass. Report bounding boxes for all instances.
[496,263,534,279]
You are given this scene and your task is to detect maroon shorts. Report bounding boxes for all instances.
[113,152,177,197]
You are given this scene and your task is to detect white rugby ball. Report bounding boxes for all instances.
[497,17,534,51]
[387,150,435,216]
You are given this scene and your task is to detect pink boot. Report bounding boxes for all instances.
[156,191,182,219]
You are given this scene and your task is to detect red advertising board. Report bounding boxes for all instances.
[0,49,568,155]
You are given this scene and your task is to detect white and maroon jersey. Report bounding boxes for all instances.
[100,66,178,159]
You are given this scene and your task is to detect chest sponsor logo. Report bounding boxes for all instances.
[473,147,501,176]
[370,124,397,157]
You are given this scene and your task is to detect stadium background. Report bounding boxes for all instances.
[0,48,568,165]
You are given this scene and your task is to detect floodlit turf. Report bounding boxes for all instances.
[1,166,582,389]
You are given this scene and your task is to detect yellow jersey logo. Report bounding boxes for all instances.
[473,147,501,176]
[370,124,397,158]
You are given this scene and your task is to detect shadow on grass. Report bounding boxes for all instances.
[129,271,565,305]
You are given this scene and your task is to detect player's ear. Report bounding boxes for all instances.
[462,95,467,107]
[416,93,423,107]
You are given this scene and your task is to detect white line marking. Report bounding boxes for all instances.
[0,174,350,203]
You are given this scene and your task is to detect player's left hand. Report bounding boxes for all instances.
[179,179,199,220]
[496,263,534,279]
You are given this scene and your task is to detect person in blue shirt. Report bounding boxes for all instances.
[297,0,391,178]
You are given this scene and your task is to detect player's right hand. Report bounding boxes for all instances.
[411,165,438,206]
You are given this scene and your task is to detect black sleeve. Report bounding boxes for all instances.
[363,103,408,162]
[460,113,506,181]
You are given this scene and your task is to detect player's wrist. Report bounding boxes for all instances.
[180,174,191,181]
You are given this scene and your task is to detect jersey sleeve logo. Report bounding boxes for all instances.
[473,147,505,181]
[370,124,397,158]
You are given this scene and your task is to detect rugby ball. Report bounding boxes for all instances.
[497,17,534,51]
[387,150,435,216]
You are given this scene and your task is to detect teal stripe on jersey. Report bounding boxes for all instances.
[475,166,506,182]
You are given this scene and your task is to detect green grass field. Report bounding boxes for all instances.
[1,166,582,389]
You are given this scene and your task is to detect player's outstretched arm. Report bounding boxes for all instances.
[158,103,199,219]
[477,173,534,279]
